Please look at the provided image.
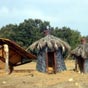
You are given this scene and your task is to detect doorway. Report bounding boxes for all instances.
[47,52,56,73]
[77,56,84,72]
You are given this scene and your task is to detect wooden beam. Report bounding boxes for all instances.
[45,48,48,73]
[54,52,56,74]
[3,44,10,74]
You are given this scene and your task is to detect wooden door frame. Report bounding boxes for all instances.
[45,49,57,73]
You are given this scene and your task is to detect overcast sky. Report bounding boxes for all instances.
[0,0,88,36]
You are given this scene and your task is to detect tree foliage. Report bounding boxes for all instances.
[0,18,83,50]
[51,27,81,49]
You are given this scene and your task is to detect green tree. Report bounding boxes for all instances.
[51,27,81,49]
[0,19,50,49]
[0,19,82,50]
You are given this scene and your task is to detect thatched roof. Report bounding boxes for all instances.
[71,43,88,59]
[0,38,36,59]
[29,35,71,52]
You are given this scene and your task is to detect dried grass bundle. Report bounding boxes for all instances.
[29,35,71,52]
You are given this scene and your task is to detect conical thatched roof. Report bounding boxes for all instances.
[71,43,88,59]
[29,35,71,52]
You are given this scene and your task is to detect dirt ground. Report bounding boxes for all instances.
[0,60,88,88]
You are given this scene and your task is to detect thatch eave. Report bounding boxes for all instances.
[71,44,88,59]
[29,35,71,52]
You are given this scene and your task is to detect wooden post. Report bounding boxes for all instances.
[3,44,10,74]
[74,59,78,72]
[45,48,48,73]
[54,52,57,74]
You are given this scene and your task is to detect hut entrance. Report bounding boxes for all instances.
[77,56,84,72]
[47,52,56,73]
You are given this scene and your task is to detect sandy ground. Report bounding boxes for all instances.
[0,60,88,88]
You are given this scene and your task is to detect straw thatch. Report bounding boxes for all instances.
[29,35,71,52]
[71,43,88,59]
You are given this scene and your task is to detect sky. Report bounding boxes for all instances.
[0,0,88,36]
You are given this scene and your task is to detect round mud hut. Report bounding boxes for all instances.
[71,42,88,73]
[29,34,71,73]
